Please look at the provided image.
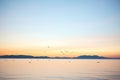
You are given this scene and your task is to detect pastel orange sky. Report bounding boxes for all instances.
[0,0,120,58]
[0,36,120,58]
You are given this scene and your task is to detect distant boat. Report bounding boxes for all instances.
[97,61,100,63]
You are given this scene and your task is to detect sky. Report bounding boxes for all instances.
[0,0,120,58]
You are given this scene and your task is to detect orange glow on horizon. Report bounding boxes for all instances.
[0,47,120,58]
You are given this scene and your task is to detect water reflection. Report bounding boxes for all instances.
[0,59,120,80]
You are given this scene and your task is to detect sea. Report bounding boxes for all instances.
[0,59,120,80]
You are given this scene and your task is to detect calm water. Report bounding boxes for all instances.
[0,59,120,80]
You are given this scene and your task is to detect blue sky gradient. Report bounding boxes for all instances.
[0,0,120,57]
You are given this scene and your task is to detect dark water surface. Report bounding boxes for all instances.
[0,59,120,80]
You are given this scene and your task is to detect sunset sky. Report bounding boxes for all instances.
[0,0,120,58]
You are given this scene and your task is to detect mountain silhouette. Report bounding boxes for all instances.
[0,55,119,59]
[75,55,108,59]
[0,55,49,59]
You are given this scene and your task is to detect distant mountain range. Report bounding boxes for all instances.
[0,55,119,59]
[75,55,108,59]
[0,55,49,59]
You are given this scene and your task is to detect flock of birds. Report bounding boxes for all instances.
[47,45,100,63]
[6,45,100,63]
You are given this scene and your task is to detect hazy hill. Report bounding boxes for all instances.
[0,55,119,59]
[75,55,108,59]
